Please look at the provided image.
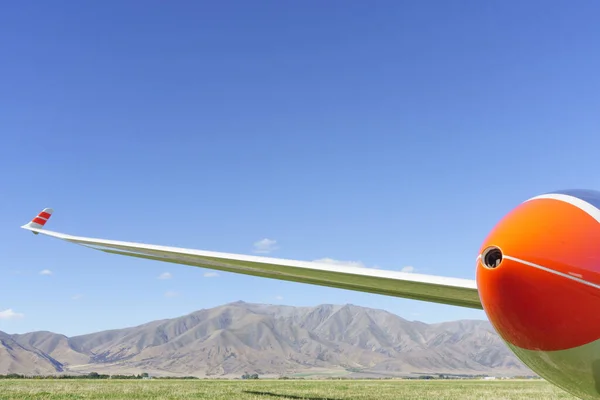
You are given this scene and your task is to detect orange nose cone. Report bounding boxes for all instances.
[477,194,600,351]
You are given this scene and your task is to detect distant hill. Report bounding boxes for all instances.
[0,302,530,377]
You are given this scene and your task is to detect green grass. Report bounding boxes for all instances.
[0,379,578,399]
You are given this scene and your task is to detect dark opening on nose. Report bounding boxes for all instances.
[482,246,503,269]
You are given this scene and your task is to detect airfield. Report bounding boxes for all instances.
[0,379,577,399]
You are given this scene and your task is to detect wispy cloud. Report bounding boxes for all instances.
[39,269,53,276]
[164,290,179,298]
[275,295,284,301]
[158,272,172,280]
[401,266,416,273]
[313,258,366,268]
[253,238,278,254]
[203,272,219,278]
[72,294,83,300]
[0,309,24,320]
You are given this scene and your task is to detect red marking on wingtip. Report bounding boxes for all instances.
[32,217,47,225]
[39,212,51,219]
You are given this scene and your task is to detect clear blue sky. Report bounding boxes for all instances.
[2,1,600,336]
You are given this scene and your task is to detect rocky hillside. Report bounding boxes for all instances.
[0,302,529,377]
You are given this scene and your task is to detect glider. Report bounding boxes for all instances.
[21,189,600,400]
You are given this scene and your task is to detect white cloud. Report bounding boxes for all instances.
[253,238,278,254]
[72,294,83,300]
[164,290,179,298]
[158,272,172,280]
[39,269,53,275]
[203,272,219,278]
[313,258,366,268]
[275,295,284,301]
[0,309,24,320]
[401,266,416,273]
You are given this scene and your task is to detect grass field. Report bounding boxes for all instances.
[0,379,579,400]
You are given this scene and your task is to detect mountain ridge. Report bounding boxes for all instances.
[0,301,531,378]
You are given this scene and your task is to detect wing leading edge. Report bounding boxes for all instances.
[21,209,482,310]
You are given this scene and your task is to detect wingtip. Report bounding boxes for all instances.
[22,208,54,232]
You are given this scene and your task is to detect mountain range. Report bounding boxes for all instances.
[0,301,531,378]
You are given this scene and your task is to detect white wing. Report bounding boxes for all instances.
[21,209,481,309]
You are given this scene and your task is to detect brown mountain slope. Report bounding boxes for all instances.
[12,331,90,367]
[0,302,531,377]
[0,331,64,375]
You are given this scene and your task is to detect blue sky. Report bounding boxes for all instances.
[1,1,600,336]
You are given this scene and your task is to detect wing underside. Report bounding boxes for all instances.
[21,213,481,310]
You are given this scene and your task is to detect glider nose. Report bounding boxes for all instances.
[476,195,600,352]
